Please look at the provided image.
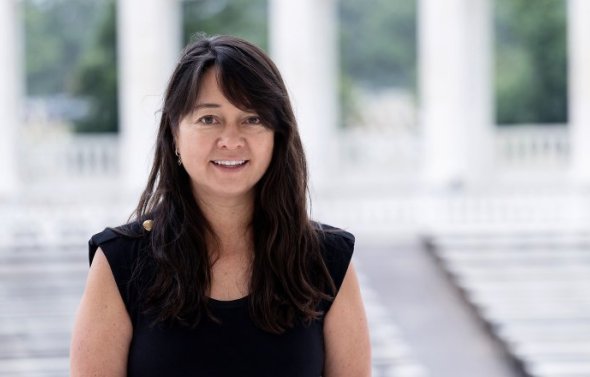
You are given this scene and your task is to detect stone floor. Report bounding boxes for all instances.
[355,237,522,377]
[5,192,570,377]
[0,233,524,377]
[426,232,590,377]
[0,240,423,376]
[0,245,84,376]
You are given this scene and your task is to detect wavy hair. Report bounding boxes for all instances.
[132,35,335,333]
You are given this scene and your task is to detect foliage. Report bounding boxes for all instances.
[182,0,267,49]
[23,0,568,132]
[338,0,416,128]
[71,1,117,133]
[24,0,104,95]
[495,0,568,124]
[339,0,417,90]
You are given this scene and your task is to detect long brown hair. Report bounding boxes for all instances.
[133,35,334,333]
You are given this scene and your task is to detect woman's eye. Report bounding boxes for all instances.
[245,116,262,125]
[197,115,216,125]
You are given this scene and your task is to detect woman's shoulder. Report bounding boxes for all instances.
[315,222,355,258]
[88,219,152,266]
[315,222,355,246]
[88,219,154,319]
[314,222,355,292]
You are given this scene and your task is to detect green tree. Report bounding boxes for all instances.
[495,0,567,124]
[24,0,104,95]
[339,0,417,90]
[338,0,417,128]
[69,0,267,133]
[28,0,567,132]
[71,1,118,133]
[182,0,267,48]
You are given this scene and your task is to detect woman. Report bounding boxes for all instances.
[71,35,371,376]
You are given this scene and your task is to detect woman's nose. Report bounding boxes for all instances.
[216,124,245,150]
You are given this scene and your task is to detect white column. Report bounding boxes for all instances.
[269,0,339,194]
[0,0,22,197]
[568,0,590,186]
[419,0,494,188]
[117,0,181,194]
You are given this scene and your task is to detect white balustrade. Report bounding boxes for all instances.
[20,134,119,183]
[339,129,422,171]
[494,125,569,168]
[339,125,569,175]
[16,125,569,186]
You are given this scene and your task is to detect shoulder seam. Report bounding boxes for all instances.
[88,228,119,266]
[90,228,119,246]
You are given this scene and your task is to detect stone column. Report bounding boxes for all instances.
[419,0,494,188]
[0,0,22,197]
[568,0,590,186]
[117,0,181,194]
[269,0,339,194]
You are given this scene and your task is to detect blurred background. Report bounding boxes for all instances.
[1,0,589,376]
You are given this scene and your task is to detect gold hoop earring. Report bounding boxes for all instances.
[175,149,182,166]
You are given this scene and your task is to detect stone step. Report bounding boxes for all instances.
[432,234,590,250]
[526,361,590,377]
[497,322,590,342]
[0,357,69,377]
[427,233,590,377]
[358,269,429,377]
[438,249,590,265]
[0,332,70,358]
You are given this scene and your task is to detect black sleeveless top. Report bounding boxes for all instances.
[88,222,354,377]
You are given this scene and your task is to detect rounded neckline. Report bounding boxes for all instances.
[208,295,249,309]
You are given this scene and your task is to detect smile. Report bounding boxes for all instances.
[212,160,248,167]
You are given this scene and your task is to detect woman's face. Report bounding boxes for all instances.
[176,68,275,203]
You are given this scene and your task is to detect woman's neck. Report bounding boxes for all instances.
[196,193,254,257]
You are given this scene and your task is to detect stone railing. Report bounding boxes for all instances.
[494,124,569,169]
[19,133,119,183]
[339,128,422,171]
[339,124,569,173]
[18,125,569,184]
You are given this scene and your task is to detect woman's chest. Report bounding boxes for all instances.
[127,307,325,377]
[209,257,251,301]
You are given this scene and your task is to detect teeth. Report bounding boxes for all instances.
[213,160,246,166]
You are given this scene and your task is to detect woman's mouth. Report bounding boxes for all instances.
[211,160,248,168]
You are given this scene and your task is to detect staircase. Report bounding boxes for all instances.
[425,232,590,377]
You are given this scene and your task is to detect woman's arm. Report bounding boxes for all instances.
[323,262,372,376]
[70,248,132,377]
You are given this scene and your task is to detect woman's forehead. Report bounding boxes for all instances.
[194,69,223,101]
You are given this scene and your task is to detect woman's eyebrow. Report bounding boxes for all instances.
[193,103,221,110]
